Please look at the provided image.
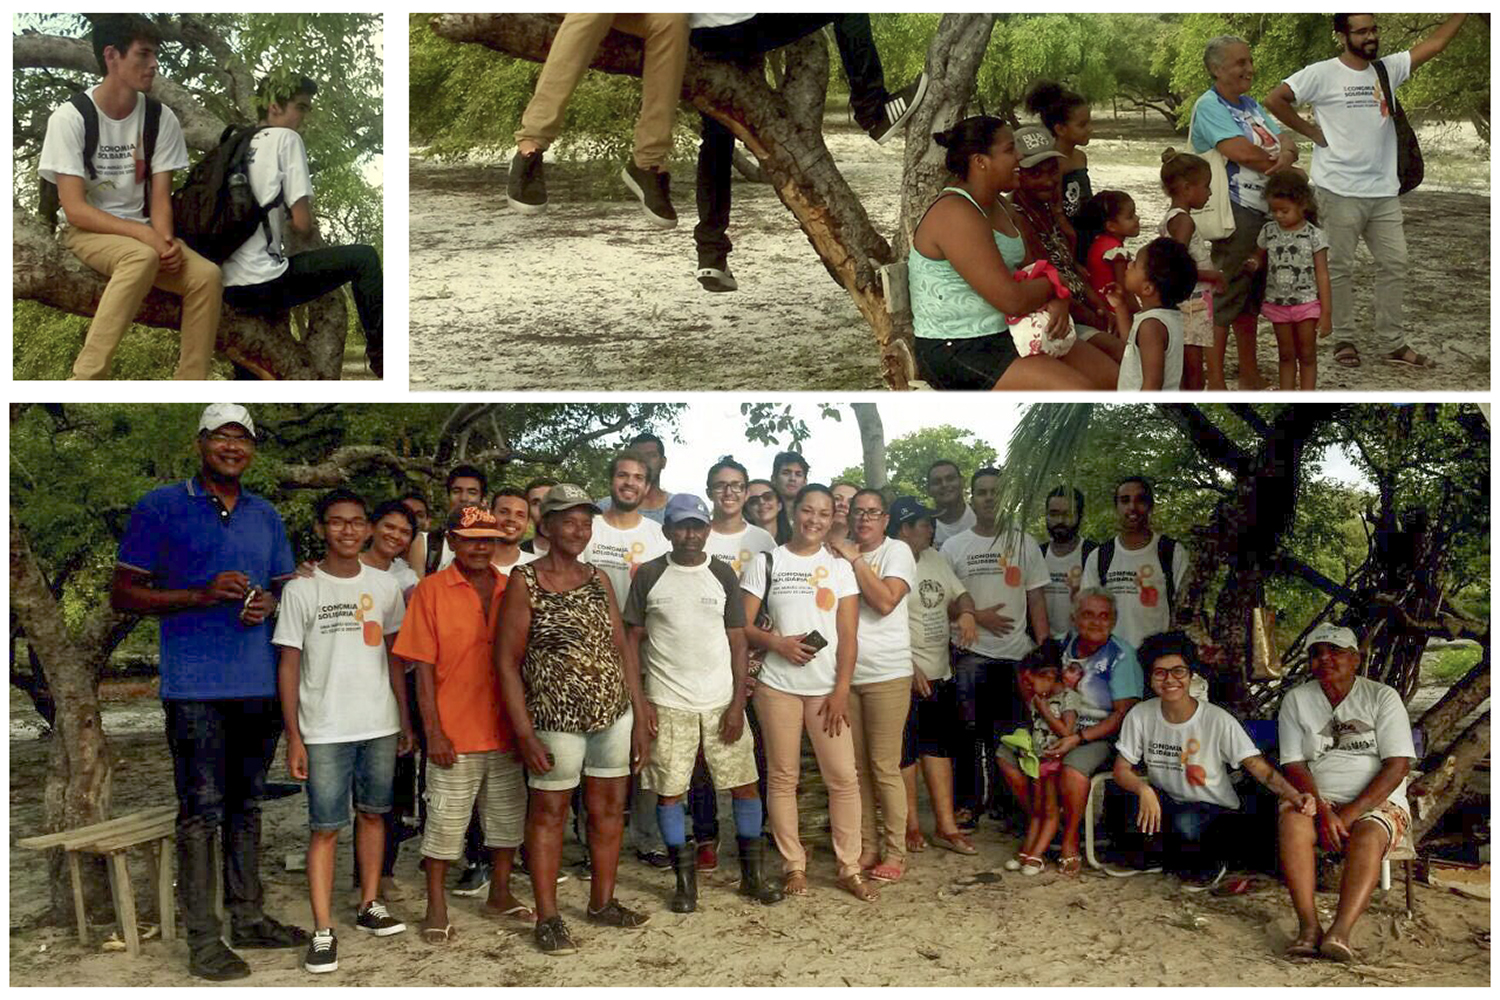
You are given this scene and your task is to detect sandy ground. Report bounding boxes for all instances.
[408,117,1490,392]
[9,685,1490,988]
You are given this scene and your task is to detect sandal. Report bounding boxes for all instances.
[837,872,880,902]
[1019,853,1046,877]
[930,831,979,856]
[533,916,577,956]
[482,901,536,921]
[1286,934,1322,960]
[906,831,928,854]
[585,899,650,928]
[1319,938,1355,963]
[421,922,457,945]
[1332,341,1361,368]
[867,862,904,884]
[782,871,809,896]
[1382,347,1436,370]
[1058,855,1082,877]
[1004,857,1022,872]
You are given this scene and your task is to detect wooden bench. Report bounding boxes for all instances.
[18,806,178,956]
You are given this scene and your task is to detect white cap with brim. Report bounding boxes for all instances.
[199,403,255,437]
[1306,623,1358,651]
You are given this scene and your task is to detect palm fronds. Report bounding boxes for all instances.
[994,404,1097,535]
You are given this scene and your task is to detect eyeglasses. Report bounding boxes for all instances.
[745,493,772,505]
[1150,666,1192,681]
[325,517,369,531]
[852,508,886,520]
[207,431,254,445]
[709,482,746,495]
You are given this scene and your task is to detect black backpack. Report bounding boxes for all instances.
[171,123,283,263]
[1042,538,1098,566]
[1371,59,1424,195]
[40,91,161,231]
[1095,535,1178,611]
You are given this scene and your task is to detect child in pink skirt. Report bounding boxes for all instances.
[1248,172,1331,391]
[1158,150,1225,391]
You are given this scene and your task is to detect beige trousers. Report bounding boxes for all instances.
[516,13,689,169]
[848,675,912,864]
[62,228,221,380]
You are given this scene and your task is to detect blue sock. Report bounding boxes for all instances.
[656,803,687,848]
[731,797,763,839]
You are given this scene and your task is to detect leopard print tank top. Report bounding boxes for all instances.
[517,562,630,733]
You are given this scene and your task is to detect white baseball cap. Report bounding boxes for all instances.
[199,403,255,437]
[1306,623,1358,651]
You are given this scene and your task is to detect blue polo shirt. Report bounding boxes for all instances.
[118,477,295,700]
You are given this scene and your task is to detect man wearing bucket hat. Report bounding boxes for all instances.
[112,403,305,980]
[624,493,782,912]
[1275,623,1416,964]
[394,504,531,944]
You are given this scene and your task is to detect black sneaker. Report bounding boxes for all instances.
[635,849,672,870]
[188,940,252,981]
[696,255,738,293]
[230,916,310,949]
[868,73,930,145]
[303,929,338,974]
[534,916,578,956]
[585,898,651,928]
[517,853,571,885]
[355,899,407,936]
[571,856,593,882]
[621,162,677,229]
[1182,864,1228,894]
[507,150,547,214]
[452,861,492,897]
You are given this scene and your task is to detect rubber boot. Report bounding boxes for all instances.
[737,836,784,905]
[667,845,697,913]
[179,821,250,980]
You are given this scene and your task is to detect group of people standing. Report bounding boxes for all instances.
[112,406,1424,978]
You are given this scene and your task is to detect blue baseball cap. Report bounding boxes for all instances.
[886,496,937,537]
[664,493,711,526]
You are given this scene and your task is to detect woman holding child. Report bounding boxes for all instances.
[1190,35,1300,390]
[908,117,1120,391]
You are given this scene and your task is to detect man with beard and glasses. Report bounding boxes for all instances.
[599,433,671,523]
[1081,477,1188,650]
[1264,13,1469,373]
[925,460,975,551]
[1041,486,1097,640]
[584,451,671,867]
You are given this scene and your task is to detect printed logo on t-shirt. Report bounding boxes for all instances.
[918,578,946,610]
[593,540,650,577]
[1317,718,1378,755]
[768,563,836,611]
[1146,737,1205,785]
[964,549,1021,586]
[320,592,383,646]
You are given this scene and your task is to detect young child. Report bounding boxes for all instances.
[1108,238,1198,392]
[1076,191,1141,310]
[1248,172,1332,391]
[1009,642,1083,876]
[1158,150,1227,392]
[1026,80,1094,226]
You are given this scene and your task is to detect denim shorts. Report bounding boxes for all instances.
[531,708,634,792]
[305,734,398,830]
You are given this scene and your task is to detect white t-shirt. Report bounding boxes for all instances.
[690,13,756,29]
[272,565,406,744]
[626,556,740,712]
[1283,52,1413,199]
[1081,534,1190,649]
[1117,698,1260,809]
[851,538,917,685]
[1042,541,1087,639]
[39,90,189,225]
[221,127,315,287]
[740,545,858,696]
[933,504,977,550]
[908,549,968,682]
[941,529,1049,661]
[705,522,777,577]
[1118,308,1185,393]
[1278,676,1415,817]
[493,547,541,576]
[388,557,419,593]
[582,515,669,612]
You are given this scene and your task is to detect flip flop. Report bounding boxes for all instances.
[931,832,979,856]
[1286,938,1321,960]
[1211,875,1265,897]
[1319,938,1355,963]
[906,831,929,854]
[1332,341,1361,368]
[1382,348,1436,370]
[421,923,457,944]
[482,902,535,921]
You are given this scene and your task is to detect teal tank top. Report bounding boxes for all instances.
[910,188,1027,341]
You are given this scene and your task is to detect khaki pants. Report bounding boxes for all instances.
[1317,188,1408,354]
[516,13,689,169]
[753,682,862,878]
[62,228,221,380]
[848,675,912,864]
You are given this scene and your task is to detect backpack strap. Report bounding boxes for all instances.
[424,528,445,577]
[1158,535,1178,613]
[68,92,100,181]
[141,97,162,219]
[1370,59,1399,119]
[754,550,775,631]
[1095,538,1116,582]
[1081,539,1098,567]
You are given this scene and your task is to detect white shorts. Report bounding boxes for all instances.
[531,708,635,791]
[420,750,526,860]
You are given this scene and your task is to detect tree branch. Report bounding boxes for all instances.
[1156,404,1252,476]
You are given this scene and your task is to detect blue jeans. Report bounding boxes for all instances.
[306,734,398,830]
[1141,793,1233,879]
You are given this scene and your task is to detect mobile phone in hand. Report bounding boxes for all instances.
[801,630,829,653]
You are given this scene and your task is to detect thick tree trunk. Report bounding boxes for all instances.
[1414,649,1490,755]
[9,520,114,924]
[1408,711,1489,844]
[429,12,914,389]
[851,403,886,488]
